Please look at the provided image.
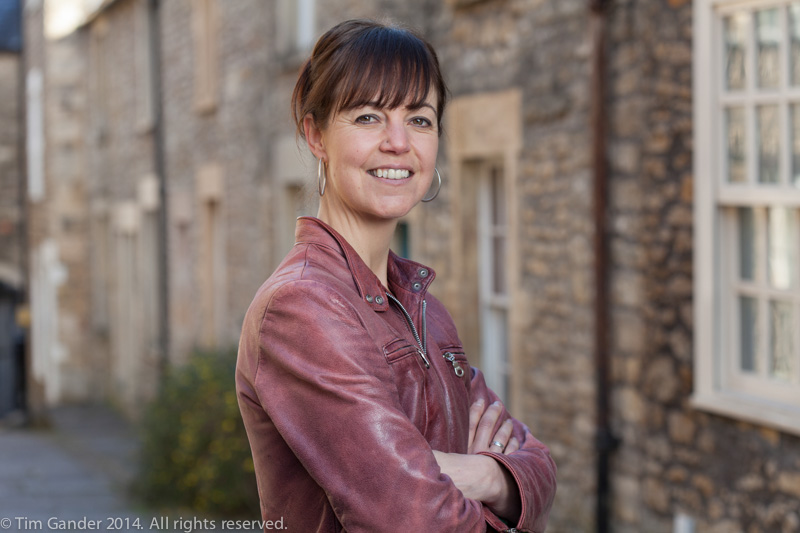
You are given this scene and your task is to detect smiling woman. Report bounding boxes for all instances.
[304,98,440,255]
[235,19,557,533]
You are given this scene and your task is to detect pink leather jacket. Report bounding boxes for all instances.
[236,217,557,532]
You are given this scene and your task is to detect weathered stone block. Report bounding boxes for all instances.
[777,472,800,498]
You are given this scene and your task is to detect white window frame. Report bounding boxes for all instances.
[276,0,316,58]
[446,89,522,413]
[26,68,44,203]
[478,160,510,405]
[693,0,800,435]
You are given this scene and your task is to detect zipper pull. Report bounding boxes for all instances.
[443,352,465,378]
[417,349,431,368]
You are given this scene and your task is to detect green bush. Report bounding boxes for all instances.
[133,347,260,517]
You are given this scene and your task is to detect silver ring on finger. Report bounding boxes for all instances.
[491,440,505,449]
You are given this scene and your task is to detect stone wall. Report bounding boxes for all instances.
[158,0,274,362]
[23,0,800,530]
[606,1,800,532]
[431,1,598,529]
[0,53,22,290]
[23,2,94,411]
[44,31,92,402]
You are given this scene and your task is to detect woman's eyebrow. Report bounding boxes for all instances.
[357,101,435,113]
[406,103,436,113]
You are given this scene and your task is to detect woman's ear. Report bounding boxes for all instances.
[303,114,327,161]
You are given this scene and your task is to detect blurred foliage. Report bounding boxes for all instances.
[133,347,260,517]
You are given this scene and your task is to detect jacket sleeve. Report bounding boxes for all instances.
[470,367,558,533]
[250,280,492,532]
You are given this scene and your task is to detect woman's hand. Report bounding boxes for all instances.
[468,398,520,455]
[431,398,522,521]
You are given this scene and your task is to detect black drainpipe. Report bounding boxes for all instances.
[149,0,169,376]
[16,0,29,415]
[590,1,618,532]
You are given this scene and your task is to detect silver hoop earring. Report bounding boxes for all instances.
[421,168,442,203]
[318,158,327,196]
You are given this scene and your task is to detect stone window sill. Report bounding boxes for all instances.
[691,391,800,437]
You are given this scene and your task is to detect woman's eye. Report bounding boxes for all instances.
[356,115,377,124]
[411,117,433,127]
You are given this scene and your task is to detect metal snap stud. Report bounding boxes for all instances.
[375,295,384,305]
[365,294,373,302]
[412,282,422,291]
[418,268,429,277]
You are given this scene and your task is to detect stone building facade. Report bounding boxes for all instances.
[19,0,800,531]
[0,0,24,419]
[0,52,22,291]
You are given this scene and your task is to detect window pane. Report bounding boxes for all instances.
[727,107,747,183]
[769,299,793,381]
[490,166,506,226]
[392,221,410,259]
[792,104,800,186]
[724,13,748,91]
[790,4,800,85]
[756,8,781,89]
[492,236,507,295]
[740,295,759,372]
[768,207,798,289]
[757,105,780,184]
[739,207,757,281]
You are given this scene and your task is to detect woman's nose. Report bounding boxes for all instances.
[381,122,410,153]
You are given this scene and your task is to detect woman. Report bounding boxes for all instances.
[236,19,557,532]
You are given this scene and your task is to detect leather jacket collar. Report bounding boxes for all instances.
[294,216,436,313]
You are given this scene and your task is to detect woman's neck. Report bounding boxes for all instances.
[316,208,397,289]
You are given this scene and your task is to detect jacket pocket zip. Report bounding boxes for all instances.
[386,292,430,369]
[442,352,466,378]
[416,348,431,368]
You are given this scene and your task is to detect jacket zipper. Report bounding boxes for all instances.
[385,292,430,369]
[442,352,466,378]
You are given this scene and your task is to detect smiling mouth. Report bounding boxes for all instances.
[368,168,412,180]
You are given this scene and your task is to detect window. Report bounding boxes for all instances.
[272,136,315,263]
[392,221,410,259]
[479,162,510,404]
[279,183,308,255]
[276,0,315,59]
[192,0,218,114]
[446,90,522,410]
[26,68,44,202]
[196,163,227,348]
[30,240,67,404]
[89,203,110,333]
[134,0,154,132]
[89,17,109,142]
[111,202,141,412]
[137,175,161,380]
[694,0,800,434]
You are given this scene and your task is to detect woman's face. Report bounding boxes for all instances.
[307,93,440,225]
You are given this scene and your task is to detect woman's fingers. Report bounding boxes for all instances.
[467,399,519,454]
[467,398,485,451]
[488,419,513,454]
[504,436,520,455]
[472,400,504,453]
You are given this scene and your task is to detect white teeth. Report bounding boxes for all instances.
[373,169,410,179]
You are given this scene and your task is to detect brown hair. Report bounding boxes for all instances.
[292,19,449,138]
